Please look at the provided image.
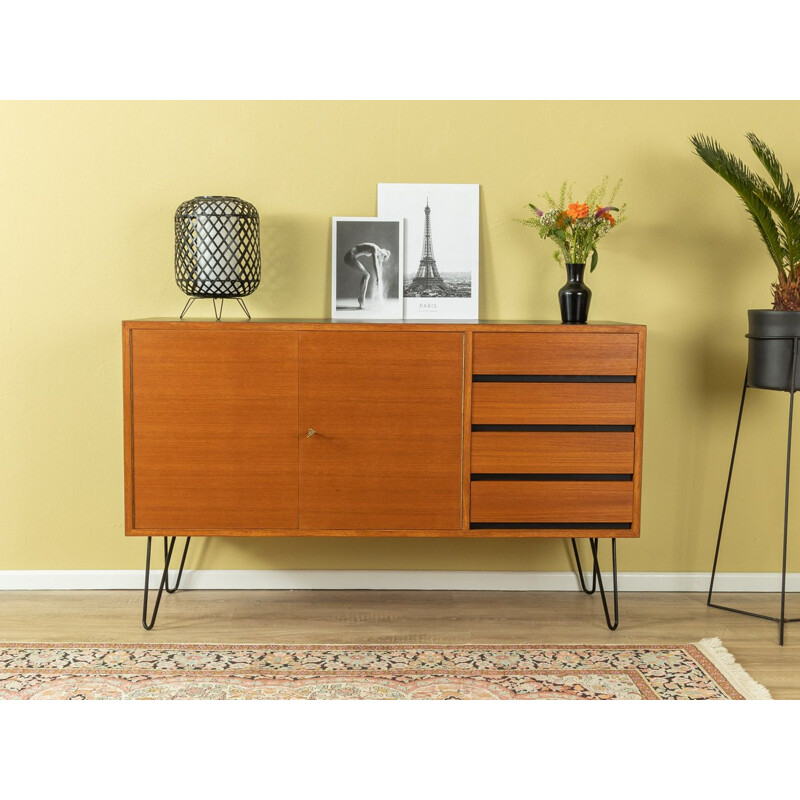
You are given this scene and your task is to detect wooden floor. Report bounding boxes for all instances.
[2,589,799,698]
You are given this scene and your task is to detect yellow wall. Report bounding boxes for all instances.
[2,100,799,573]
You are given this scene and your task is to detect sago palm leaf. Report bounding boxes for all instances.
[690,133,786,276]
[747,133,792,197]
[756,184,800,273]
[746,133,800,271]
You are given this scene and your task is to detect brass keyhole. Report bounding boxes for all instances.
[307,428,317,438]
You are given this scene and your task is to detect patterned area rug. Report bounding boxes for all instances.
[0,638,770,700]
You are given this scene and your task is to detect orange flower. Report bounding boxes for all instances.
[566,202,590,220]
[595,205,616,227]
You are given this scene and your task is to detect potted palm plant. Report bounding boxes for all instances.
[691,132,800,390]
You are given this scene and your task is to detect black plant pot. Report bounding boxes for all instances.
[559,262,592,324]
[747,309,800,391]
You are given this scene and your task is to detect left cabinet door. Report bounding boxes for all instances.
[127,328,299,531]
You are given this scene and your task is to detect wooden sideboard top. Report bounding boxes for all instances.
[124,319,646,333]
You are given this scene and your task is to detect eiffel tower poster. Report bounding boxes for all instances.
[410,199,446,289]
[378,183,480,320]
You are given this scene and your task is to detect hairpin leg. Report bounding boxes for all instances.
[142,536,191,630]
[572,537,618,629]
[163,536,191,594]
[571,538,597,594]
[590,538,619,631]
[212,298,224,321]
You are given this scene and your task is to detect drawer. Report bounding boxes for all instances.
[470,481,634,524]
[473,332,639,376]
[471,431,635,474]
[472,383,636,426]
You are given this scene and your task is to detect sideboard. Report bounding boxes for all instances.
[123,319,646,628]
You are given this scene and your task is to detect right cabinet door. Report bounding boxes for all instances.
[299,331,464,531]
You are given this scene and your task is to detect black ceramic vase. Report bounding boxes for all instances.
[559,262,592,324]
[747,309,800,391]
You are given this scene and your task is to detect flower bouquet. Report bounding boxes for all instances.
[517,179,625,323]
[517,178,624,272]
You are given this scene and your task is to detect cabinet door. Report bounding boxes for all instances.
[130,329,298,530]
[299,331,464,530]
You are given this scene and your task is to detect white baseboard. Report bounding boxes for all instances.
[1,570,799,592]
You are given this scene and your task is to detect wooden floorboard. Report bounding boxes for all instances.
[1,590,798,698]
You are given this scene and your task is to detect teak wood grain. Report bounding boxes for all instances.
[471,382,637,426]
[298,331,464,530]
[122,526,633,538]
[122,320,646,540]
[472,332,639,375]
[471,431,635,474]
[632,328,647,533]
[470,480,634,524]
[461,333,474,530]
[128,328,299,531]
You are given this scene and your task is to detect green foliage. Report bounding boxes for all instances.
[690,132,800,310]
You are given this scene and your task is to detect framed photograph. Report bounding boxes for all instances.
[331,217,404,320]
[377,183,479,319]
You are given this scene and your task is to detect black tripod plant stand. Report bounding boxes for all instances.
[709,334,800,646]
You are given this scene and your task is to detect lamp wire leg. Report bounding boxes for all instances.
[179,298,195,319]
[235,298,251,319]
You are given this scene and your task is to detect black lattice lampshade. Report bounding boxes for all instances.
[175,196,261,299]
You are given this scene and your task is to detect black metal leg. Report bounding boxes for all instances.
[572,537,618,629]
[708,346,800,645]
[235,298,251,320]
[180,297,249,321]
[142,536,191,630]
[589,538,619,631]
[164,536,191,594]
[708,371,749,605]
[779,340,799,645]
[179,298,195,319]
[571,538,597,595]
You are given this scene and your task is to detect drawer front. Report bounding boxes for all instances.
[472,383,636,426]
[470,481,634,524]
[471,431,634,474]
[473,332,639,376]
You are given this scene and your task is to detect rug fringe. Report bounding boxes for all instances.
[694,637,772,700]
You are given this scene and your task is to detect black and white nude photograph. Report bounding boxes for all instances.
[331,218,403,319]
[377,183,479,319]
